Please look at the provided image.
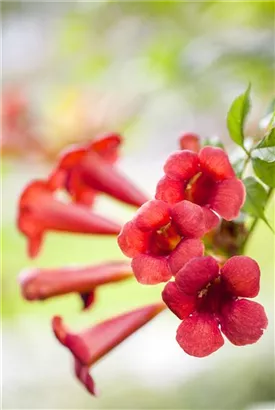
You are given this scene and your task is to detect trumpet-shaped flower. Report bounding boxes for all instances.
[118,199,208,284]
[17,180,121,258]
[52,302,166,395]
[162,255,268,357]
[19,261,133,309]
[48,133,148,207]
[156,146,245,221]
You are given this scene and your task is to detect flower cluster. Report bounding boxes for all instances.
[118,144,245,282]
[17,133,148,257]
[117,137,268,357]
[17,127,269,397]
[17,133,167,395]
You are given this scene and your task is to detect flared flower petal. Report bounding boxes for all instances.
[80,151,148,207]
[155,175,185,204]
[171,200,206,238]
[175,256,219,296]
[18,180,121,257]
[117,221,150,258]
[74,359,97,396]
[179,133,200,153]
[90,133,122,164]
[66,167,97,207]
[199,146,235,181]
[19,261,132,308]
[168,238,204,275]
[162,282,196,319]
[220,299,268,346]
[52,302,166,395]
[221,256,260,297]
[79,291,96,310]
[164,150,199,180]
[176,312,224,357]
[134,200,171,231]
[209,178,246,220]
[131,254,172,285]
[201,207,220,232]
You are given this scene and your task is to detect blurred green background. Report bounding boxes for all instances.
[2,2,274,409]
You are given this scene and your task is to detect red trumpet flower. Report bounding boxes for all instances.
[19,261,133,309]
[118,199,207,284]
[48,133,148,207]
[17,180,121,258]
[179,133,200,153]
[156,146,245,221]
[162,256,268,357]
[52,302,166,395]
[1,87,44,157]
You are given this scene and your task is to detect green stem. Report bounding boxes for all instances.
[239,153,251,179]
[241,187,274,252]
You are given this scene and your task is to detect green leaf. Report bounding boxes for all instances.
[227,84,251,148]
[252,127,275,163]
[242,177,273,231]
[256,127,275,149]
[252,157,275,188]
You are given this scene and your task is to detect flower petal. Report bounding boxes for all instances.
[28,234,43,259]
[199,146,235,181]
[80,291,96,310]
[164,150,199,180]
[155,175,185,204]
[90,133,122,164]
[202,207,220,232]
[162,282,196,319]
[168,238,205,275]
[209,178,246,220]
[117,221,150,257]
[176,313,224,357]
[179,133,200,153]
[176,256,219,295]
[221,256,260,297]
[67,167,97,207]
[131,254,172,285]
[134,199,171,231]
[171,200,206,238]
[74,359,97,396]
[220,299,268,346]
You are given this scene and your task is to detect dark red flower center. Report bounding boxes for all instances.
[196,277,233,315]
[149,222,181,256]
[185,173,215,206]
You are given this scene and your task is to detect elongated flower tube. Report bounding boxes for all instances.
[19,261,133,309]
[52,302,166,395]
[17,180,121,258]
[79,151,148,207]
[49,133,148,207]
